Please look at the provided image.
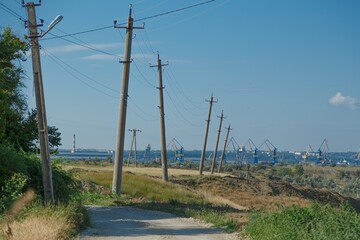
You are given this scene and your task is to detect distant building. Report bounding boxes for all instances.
[144,144,151,161]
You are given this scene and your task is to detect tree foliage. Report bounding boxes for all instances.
[0,27,61,153]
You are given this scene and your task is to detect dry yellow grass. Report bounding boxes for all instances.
[65,163,228,178]
[2,215,70,240]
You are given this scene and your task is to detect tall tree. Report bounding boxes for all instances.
[0,27,61,152]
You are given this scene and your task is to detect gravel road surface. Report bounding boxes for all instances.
[77,206,239,240]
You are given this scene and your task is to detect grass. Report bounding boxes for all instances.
[70,166,241,232]
[245,203,360,240]
[0,200,88,240]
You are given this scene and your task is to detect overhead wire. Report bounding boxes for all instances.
[47,32,120,58]
[167,65,203,107]
[38,0,216,40]
[134,0,216,23]
[163,70,204,117]
[0,3,26,21]
[41,47,119,99]
[164,88,203,128]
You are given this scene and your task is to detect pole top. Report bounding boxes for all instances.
[129,4,133,17]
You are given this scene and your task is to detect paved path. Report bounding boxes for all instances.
[77,206,239,240]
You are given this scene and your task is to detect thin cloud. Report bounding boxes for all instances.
[81,54,119,61]
[45,43,120,54]
[329,92,359,109]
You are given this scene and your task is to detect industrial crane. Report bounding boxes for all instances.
[318,139,329,165]
[259,139,277,165]
[247,138,258,164]
[167,138,184,162]
[302,144,316,162]
[227,137,241,161]
[355,149,360,160]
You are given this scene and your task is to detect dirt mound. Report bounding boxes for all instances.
[172,175,360,211]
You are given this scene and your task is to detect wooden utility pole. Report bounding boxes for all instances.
[24,1,54,203]
[112,6,144,194]
[151,53,169,181]
[218,124,232,173]
[199,94,217,175]
[127,129,141,167]
[211,110,225,174]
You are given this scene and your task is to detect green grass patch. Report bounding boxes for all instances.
[74,169,240,233]
[245,203,360,240]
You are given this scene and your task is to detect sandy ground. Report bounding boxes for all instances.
[77,206,240,240]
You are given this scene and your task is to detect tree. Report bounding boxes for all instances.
[0,27,61,153]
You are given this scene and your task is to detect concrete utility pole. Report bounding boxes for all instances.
[218,124,232,173]
[24,1,54,203]
[199,94,217,175]
[150,53,169,181]
[127,129,141,167]
[211,110,225,174]
[112,5,144,194]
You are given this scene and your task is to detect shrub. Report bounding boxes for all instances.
[245,203,360,240]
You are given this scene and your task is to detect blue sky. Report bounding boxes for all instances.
[1,0,359,152]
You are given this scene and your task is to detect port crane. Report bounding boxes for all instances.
[247,138,258,164]
[355,149,360,160]
[302,144,316,162]
[227,137,241,161]
[167,138,184,162]
[259,139,277,165]
[317,139,329,165]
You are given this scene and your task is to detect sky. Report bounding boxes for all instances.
[1,0,359,152]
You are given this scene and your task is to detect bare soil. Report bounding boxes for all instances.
[171,174,360,212]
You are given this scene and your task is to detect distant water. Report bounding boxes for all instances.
[54,150,114,160]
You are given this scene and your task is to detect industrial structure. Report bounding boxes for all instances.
[259,139,278,165]
[167,138,184,162]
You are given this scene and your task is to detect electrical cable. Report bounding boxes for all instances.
[42,47,119,99]
[134,0,216,23]
[47,32,120,58]
[42,47,119,94]
[0,3,26,21]
[132,60,157,88]
[40,0,216,40]
[164,88,203,127]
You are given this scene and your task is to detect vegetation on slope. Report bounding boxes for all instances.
[245,203,360,240]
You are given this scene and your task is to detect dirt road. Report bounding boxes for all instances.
[77,206,240,240]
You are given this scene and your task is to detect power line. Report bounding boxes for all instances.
[166,66,204,107]
[40,0,216,40]
[134,0,216,23]
[133,60,157,88]
[42,47,119,99]
[0,3,26,21]
[41,25,113,41]
[47,32,120,58]
[164,88,203,128]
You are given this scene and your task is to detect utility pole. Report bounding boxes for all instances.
[127,129,141,167]
[23,1,54,203]
[211,110,225,174]
[112,5,144,194]
[150,53,169,181]
[199,94,217,175]
[218,124,232,173]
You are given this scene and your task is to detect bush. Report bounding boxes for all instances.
[245,203,360,240]
[276,167,293,177]
[0,145,76,213]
